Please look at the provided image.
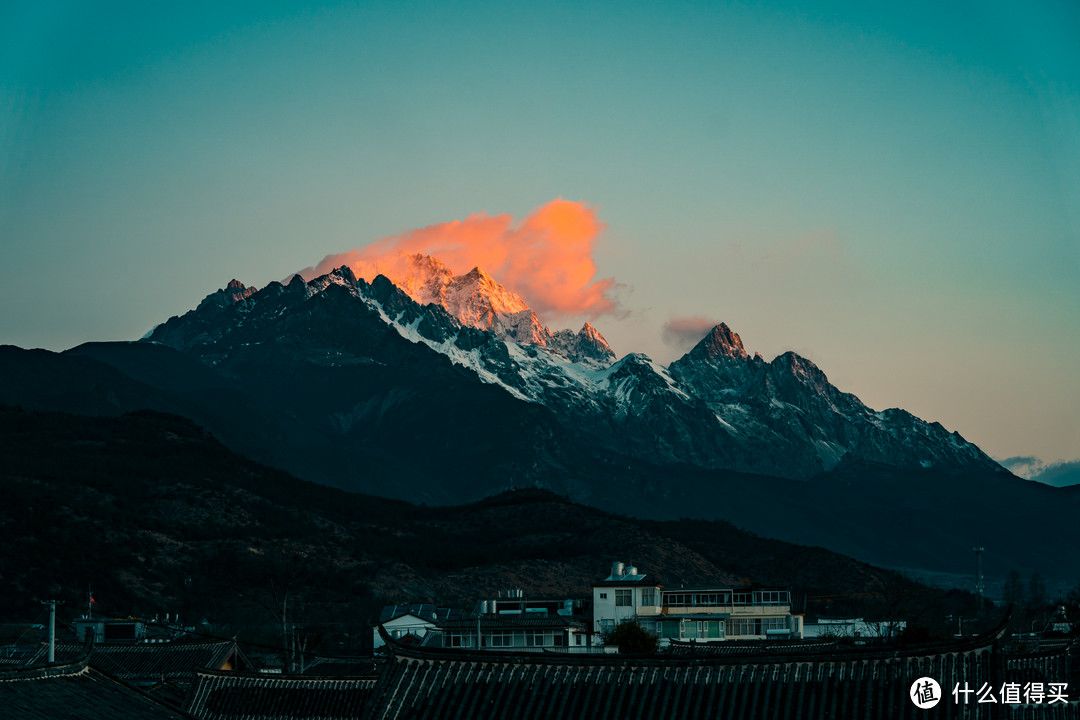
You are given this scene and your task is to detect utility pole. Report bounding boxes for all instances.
[40,600,64,663]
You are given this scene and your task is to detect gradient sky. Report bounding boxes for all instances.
[2,1,1078,468]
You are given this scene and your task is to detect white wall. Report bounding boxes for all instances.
[373,614,436,649]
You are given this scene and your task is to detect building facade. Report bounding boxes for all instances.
[592,561,803,645]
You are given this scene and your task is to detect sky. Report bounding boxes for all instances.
[1,1,1078,471]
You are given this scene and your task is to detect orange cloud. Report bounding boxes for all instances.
[301,199,618,319]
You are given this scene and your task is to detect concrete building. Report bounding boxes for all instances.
[592,561,803,645]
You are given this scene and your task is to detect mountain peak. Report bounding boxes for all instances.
[694,323,749,361]
[581,321,603,340]
[549,322,616,365]
[196,279,255,312]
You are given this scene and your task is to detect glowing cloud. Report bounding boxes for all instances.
[302,199,618,319]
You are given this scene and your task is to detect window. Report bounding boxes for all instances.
[615,589,633,607]
[641,588,657,606]
[664,593,690,606]
[449,633,475,648]
[762,617,788,631]
[488,632,508,647]
[662,591,731,607]
[599,593,607,600]
[725,617,789,636]
[527,631,551,647]
[599,619,614,634]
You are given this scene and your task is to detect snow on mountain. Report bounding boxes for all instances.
[147,262,1001,480]
[668,324,1002,476]
[374,254,615,365]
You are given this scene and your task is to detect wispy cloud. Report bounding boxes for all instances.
[1000,456,1080,487]
[661,316,720,353]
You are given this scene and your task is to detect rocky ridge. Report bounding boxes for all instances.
[147,262,1000,480]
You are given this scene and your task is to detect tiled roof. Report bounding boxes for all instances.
[366,622,1017,720]
[25,640,247,683]
[378,604,464,624]
[303,655,380,677]
[183,669,378,720]
[0,658,192,719]
[664,639,842,656]
[419,631,444,649]
[379,604,438,624]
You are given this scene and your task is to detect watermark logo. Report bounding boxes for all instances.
[911,677,942,709]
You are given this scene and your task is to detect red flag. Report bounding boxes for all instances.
[90,595,97,604]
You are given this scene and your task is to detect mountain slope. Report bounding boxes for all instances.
[4,263,1056,582]
[2,341,1076,583]
[668,324,1000,478]
[0,406,933,631]
[150,265,997,480]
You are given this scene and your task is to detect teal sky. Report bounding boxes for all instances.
[2,1,1078,466]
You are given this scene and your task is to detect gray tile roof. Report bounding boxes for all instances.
[0,658,192,720]
[366,622,1021,720]
[378,604,463,624]
[183,669,379,720]
[664,639,842,656]
[25,640,248,685]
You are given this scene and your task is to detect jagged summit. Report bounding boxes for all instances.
[390,255,530,321]
[195,279,255,312]
[690,323,749,361]
[146,262,998,483]
[367,253,614,365]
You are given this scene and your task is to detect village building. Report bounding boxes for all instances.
[592,561,803,644]
[438,615,586,651]
[372,604,463,649]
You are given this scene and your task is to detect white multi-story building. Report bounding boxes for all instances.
[592,561,803,645]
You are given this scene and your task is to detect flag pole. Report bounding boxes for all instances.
[88,585,93,619]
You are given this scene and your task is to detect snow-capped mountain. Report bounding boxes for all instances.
[146,261,1000,481]
[374,253,615,365]
[668,324,998,477]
